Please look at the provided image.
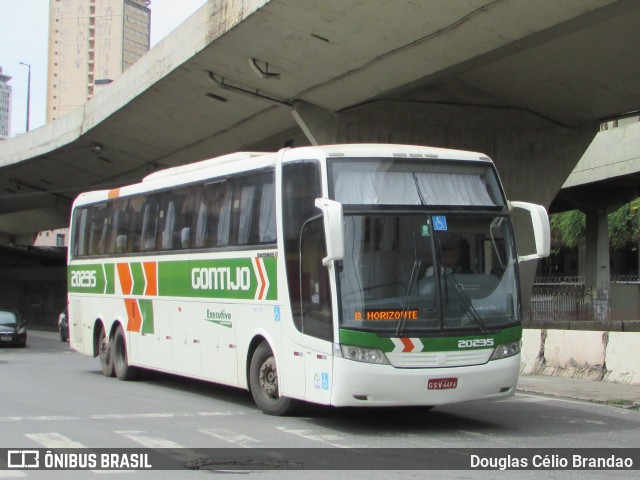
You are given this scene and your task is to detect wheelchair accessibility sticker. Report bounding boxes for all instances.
[314,372,330,390]
[433,216,448,231]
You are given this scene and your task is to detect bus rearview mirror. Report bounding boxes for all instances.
[315,198,345,266]
[510,201,551,262]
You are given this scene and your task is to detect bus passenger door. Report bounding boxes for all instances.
[281,160,332,404]
[299,218,334,405]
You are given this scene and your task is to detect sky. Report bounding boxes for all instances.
[0,0,209,137]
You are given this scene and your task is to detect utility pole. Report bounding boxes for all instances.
[18,62,31,132]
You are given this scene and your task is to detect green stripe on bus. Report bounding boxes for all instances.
[69,256,277,301]
[130,262,145,296]
[338,325,522,353]
[157,258,277,300]
[104,264,115,294]
[68,264,115,294]
[139,299,154,334]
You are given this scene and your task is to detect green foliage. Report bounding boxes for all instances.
[551,197,640,249]
[550,210,585,249]
[608,197,640,249]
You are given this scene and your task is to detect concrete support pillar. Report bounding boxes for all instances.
[291,101,338,146]
[578,239,586,281]
[585,210,610,321]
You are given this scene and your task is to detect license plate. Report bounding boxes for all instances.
[427,378,458,390]
[1,336,12,342]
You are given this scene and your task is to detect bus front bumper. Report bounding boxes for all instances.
[330,354,520,407]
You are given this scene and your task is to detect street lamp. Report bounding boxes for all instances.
[18,62,31,132]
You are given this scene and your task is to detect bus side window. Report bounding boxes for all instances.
[87,203,109,256]
[282,161,322,333]
[240,170,277,245]
[71,208,89,257]
[236,183,256,245]
[161,199,176,250]
[140,198,160,251]
[107,198,128,254]
[194,197,208,248]
[127,196,145,253]
[258,174,276,243]
[158,190,192,251]
[196,179,231,248]
[229,171,275,246]
[216,182,233,246]
[176,186,197,250]
[97,210,110,254]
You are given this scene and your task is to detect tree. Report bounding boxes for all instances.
[608,197,640,249]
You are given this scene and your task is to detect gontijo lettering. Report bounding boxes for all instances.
[191,267,251,291]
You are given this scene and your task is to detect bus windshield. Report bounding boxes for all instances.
[338,213,519,334]
[328,157,517,334]
[329,158,505,207]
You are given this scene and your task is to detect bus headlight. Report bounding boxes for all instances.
[490,341,521,361]
[338,344,390,365]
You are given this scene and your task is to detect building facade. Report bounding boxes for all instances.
[47,0,151,122]
[0,67,11,139]
[34,228,69,247]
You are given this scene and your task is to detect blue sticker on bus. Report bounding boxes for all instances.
[274,306,281,322]
[433,216,448,231]
[322,372,329,390]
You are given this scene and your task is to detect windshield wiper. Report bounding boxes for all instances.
[448,272,488,334]
[396,232,421,336]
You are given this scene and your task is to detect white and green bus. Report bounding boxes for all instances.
[67,144,549,415]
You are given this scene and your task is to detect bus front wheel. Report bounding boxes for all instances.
[249,342,295,416]
[113,326,139,381]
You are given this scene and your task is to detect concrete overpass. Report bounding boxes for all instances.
[1,0,640,244]
[550,119,640,320]
[553,119,640,214]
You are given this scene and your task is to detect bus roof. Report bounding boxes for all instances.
[282,144,492,162]
[142,152,269,183]
[72,144,493,206]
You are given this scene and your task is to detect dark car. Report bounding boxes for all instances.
[58,308,69,342]
[0,309,27,347]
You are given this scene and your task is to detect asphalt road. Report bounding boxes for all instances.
[0,330,638,479]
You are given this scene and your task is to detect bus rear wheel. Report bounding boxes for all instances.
[249,342,295,416]
[98,327,114,377]
[113,325,139,381]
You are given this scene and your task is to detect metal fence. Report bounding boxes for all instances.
[528,276,640,323]
[529,277,591,323]
[611,275,640,284]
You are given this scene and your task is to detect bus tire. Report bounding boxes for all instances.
[249,342,295,416]
[113,325,139,381]
[98,327,115,377]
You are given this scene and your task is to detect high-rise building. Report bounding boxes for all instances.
[0,67,12,139]
[46,0,151,122]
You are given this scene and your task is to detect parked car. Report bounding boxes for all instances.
[58,307,69,342]
[0,309,27,347]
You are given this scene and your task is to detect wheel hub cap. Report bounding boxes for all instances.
[259,357,278,398]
